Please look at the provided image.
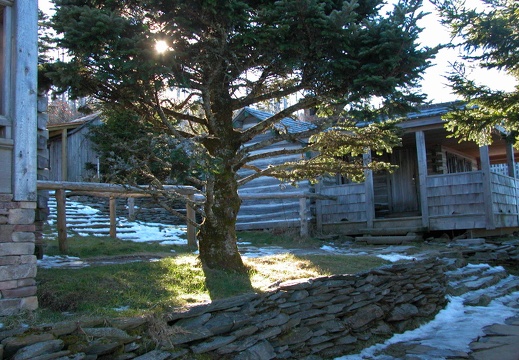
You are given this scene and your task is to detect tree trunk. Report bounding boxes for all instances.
[197,165,246,272]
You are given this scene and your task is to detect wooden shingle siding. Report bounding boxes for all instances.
[490,173,519,228]
[317,183,366,224]
[426,172,485,217]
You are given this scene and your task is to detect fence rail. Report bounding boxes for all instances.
[37,181,335,254]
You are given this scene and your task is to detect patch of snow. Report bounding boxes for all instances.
[45,198,188,244]
[37,255,89,269]
[376,253,417,262]
[336,270,519,360]
[113,305,130,312]
[320,245,337,252]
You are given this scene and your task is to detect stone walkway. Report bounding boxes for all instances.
[469,315,519,360]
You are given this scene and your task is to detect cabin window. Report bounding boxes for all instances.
[446,151,474,173]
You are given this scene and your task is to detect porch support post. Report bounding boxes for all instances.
[61,128,68,181]
[363,151,374,229]
[315,181,323,234]
[479,145,496,230]
[505,140,516,178]
[415,131,429,229]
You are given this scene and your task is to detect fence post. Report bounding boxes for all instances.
[299,197,308,237]
[55,189,68,253]
[109,196,117,238]
[127,197,135,221]
[187,194,197,248]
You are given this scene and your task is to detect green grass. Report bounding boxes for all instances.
[28,231,390,325]
[43,235,189,258]
[237,230,321,248]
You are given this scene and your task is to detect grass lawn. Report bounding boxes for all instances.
[26,231,390,326]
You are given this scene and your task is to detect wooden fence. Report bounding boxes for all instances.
[37,181,335,254]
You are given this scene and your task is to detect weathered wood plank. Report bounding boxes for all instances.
[416,131,429,228]
[109,196,117,238]
[55,189,68,253]
[12,0,38,201]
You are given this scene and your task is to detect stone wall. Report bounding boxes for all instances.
[0,258,448,359]
[0,198,38,316]
[0,93,47,316]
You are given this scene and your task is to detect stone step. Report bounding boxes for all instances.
[463,277,519,306]
[355,234,422,245]
[446,265,509,296]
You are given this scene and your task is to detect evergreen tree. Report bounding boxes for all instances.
[433,0,519,145]
[47,0,435,272]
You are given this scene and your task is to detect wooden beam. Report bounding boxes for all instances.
[363,152,374,229]
[186,194,197,248]
[55,189,68,253]
[415,131,429,229]
[127,197,135,221]
[37,180,200,196]
[506,141,516,178]
[480,145,496,230]
[315,182,323,234]
[12,0,38,201]
[61,128,68,181]
[109,196,117,238]
[299,197,308,237]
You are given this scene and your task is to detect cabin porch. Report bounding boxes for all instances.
[317,170,519,236]
[316,109,519,237]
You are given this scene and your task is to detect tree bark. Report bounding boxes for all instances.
[197,165,245,272]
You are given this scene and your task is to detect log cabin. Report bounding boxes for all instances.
[234,107,315,231]
[316,102,519,238]
[47,112,102,182]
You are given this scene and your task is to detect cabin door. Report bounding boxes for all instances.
[373,148,419,217]
[389,148,419,214]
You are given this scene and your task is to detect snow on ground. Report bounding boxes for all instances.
[46,198,188,245]
[376,253,417,262]
[337,275,519,360]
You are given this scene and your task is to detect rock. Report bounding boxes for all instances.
[169,327,212,345]
[190,335,236,354]
[464,294,492,307]
[234,340,275,360]
[11,340,64,360]
[133,349,172,360]
[2,333,55,358]
[345,305,384,330]
[387,304,419,322]
[454,238,486,246]
[276,327,313,346]
[82,327,135,342]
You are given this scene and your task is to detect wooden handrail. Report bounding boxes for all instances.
[38,181,337,254]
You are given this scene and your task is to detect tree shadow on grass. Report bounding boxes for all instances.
[202,264,255,300]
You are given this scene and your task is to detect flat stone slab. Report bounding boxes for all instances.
[454,238,486,246]
[471,342,519,360]
[484,324,519,336]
